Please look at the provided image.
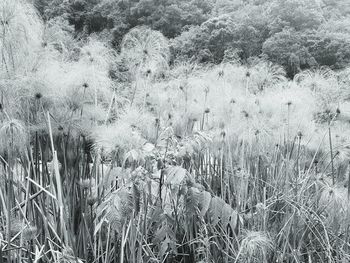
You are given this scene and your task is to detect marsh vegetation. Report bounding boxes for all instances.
[1,0,350,262]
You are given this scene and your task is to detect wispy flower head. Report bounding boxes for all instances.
[0,119,27,154]
[42,17,76,59]
[118,106,156,140]
[239,231,274,262]
[249,60,286,93]
[80,38,115,71]
[121,26,170,76]
[92,122,146,161]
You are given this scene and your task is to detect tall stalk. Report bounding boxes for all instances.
[328,113,336,185]
[6,133,14,262]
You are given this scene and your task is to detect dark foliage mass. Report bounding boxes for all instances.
[35,0,350,76]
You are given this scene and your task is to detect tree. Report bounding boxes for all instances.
[170,15,235,63]
[307,31,350,69]
[229,4,270,60]
[267,0,324,34]
[262,29,316,77]
[212,0,242,16]
[322,0,350,18]
[170,25,204,61]
[171,4,269,63]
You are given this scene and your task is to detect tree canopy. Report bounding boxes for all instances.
[35,0,350,76]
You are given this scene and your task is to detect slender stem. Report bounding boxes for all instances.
[328,119,335,185]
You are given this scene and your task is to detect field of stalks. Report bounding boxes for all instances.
[2,1,350,263]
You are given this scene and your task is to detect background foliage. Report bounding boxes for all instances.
[35,0,350,76]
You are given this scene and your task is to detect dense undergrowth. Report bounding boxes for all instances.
[1,1,350,263]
